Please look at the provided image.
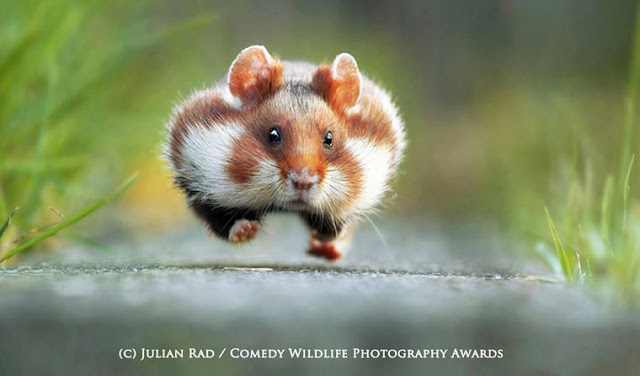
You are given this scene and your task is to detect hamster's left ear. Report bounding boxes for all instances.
[228,45,284,106]
[312,53,362,115]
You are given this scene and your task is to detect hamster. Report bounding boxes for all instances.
[164,45,406,260]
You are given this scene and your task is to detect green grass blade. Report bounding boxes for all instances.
[0,184,7,219]
[0,174,136,263]
[585,256,592,279]
[545,206,575,283]
[0,207,19,240]
[23,60,57,224]
[601,176,615,253]
[0,2,49,84]
[623,154,635,230]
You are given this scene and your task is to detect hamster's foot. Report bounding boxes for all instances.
[228,219,261,243]
[308,236,342,261]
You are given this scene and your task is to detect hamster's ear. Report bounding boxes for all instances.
[228,45,283,106]
[312,53,361,114]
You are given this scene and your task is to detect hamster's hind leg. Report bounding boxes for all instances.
[301,213,356,260]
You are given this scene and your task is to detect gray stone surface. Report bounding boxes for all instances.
[0,216,638,375]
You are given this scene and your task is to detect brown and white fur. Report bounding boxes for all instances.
[163,45,406,260]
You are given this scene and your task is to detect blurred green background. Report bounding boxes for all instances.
[1,0,639,299]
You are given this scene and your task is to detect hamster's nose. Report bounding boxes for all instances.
[292,177,315,191]
[288,169,318,191]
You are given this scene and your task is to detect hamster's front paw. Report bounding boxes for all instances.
[308,235,343,261]
[228,219,261,244]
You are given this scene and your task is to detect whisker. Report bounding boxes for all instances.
[364,213,388,250]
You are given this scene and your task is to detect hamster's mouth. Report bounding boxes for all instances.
[283,198,311,210]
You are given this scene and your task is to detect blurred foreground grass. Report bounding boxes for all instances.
[0,0,639,306]
[0,0,212,260]
[538,4,640,306]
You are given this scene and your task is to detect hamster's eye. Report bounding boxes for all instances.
[268,127,282,145]
[323,130,333,148]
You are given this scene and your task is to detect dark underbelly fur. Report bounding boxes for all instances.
[187,193,343,241]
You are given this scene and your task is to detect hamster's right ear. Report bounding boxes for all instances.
[228,45,284,106]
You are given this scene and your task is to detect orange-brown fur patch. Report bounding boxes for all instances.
[169,92,240,168]
[311,65,359,115]
[225,133,268,185]
[345,96,398,156]
[274,120,327,181]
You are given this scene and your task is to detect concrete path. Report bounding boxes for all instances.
[0,216,638,375]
